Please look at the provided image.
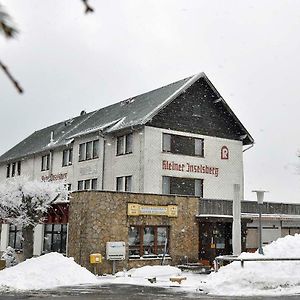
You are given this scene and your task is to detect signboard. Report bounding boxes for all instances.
[162,160,219,177]
[127,203,178,217]
[106,242,126,260]
[221,146,229,160]
[41,173,67,181]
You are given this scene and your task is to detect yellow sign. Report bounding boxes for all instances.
[127,203,178,217]
[90,253,102,264]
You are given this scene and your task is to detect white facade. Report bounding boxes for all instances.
[0,126,244,199]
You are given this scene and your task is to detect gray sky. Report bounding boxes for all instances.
[1,0,299,203]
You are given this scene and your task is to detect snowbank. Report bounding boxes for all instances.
[200,234,300,296]
[0,252,98,291]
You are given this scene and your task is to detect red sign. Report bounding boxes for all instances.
[41,173,67,181]
[162,160,219,177]
[221,146,229,160]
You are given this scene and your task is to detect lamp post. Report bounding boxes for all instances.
[252,190,268,255]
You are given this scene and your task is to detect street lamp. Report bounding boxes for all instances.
[252,190,268,255]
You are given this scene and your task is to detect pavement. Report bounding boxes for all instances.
[0,284,299,300]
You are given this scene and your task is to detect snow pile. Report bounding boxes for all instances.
[106,265,183,287]
[200,234,300,296]
[0,252,98,291]
[126,265,181,278]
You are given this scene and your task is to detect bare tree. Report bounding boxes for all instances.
[0,1,94,94]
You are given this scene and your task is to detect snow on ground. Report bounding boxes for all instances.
[2,234,300,296]
[0,252,98,291]
[199,234,300,296]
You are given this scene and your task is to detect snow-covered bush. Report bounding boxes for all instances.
[0,177,68,259]
[1,246,18,268]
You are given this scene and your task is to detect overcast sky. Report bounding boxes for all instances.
[1,0,299,203]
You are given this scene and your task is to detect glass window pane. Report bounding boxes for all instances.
[162,134,171,152]
[157,227,167,245]
[8,232,15,248]
[78,180,84,191]
[17,161,21,176]
[93,140,99,158]
[143,227,155,255]
[170,177,194,196]
[86,141,93,160]
[84,180,91,190]
[128,227,140,246]
[125,176,132,192]
[52,234,62,252]
[6,164,10,178]
[125,134,133,154]
[43,233,52,252]
[79,143,86,161]
[91,178,97,190]
[45,224,53,232]
[62,150,68,166]
[117,136,124,155]
[68,148,73,165]
[116,177,123,191]
[15,231,22,250]
[162,176,170,194]
[195,179,203,197]
[195,138,204,156]
[11,162,16,177]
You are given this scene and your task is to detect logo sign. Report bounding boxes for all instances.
[41,173,67,181]
[162,160,219,177]
[127,203,178,217]
[221,146,229,160]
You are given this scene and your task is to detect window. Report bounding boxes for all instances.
[62,148,73,167]
[6,161,22,178]
[162,176,203,197]
[17,161,21,176]
[116,133,133,155]
[78,178,97,191]
[116,176,132,192]
[79,140,99,161]
[43,224,67,254]
[41,154,50,171]
[11,162,16,177]
[8,225,23,251]
[162,133,204,157]
[6,164,10,178]
[128,226,169,258]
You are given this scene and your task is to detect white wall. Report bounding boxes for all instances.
[143,126,244,199]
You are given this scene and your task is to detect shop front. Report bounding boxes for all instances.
[198,216,248,265]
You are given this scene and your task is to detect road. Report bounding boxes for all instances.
[0,284,299,300]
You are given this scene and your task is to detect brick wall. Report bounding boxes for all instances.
[68,191,199,274]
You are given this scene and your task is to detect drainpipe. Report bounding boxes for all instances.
[243,144,254,153]
[102,139,106,190]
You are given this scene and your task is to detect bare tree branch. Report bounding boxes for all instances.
[81,0,94,14]
[0,4,18,38]
[0,59,23,93]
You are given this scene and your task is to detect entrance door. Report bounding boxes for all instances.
[199,221,232,264]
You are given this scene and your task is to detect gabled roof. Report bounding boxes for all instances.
[0,73,253,163]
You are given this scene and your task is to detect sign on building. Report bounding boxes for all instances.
[106,242,126,260]
[127,203,178,217]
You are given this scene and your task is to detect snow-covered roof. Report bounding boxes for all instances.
[0,73,253,163]
[197,213,300,221]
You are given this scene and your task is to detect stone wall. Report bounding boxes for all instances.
[68,191,199,274]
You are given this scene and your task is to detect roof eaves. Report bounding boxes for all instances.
[203,74,254,145]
